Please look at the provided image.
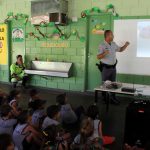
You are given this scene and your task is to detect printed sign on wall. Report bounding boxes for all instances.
[12,28,24,42]
[42,42,69,48]
[0,24,8,65]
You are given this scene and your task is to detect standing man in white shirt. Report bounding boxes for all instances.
[97,30,130,104]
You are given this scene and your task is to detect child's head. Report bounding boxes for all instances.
[80,118,94,144]
[17,110,30,124]
[29,89,39,100]
[47,105,60,120]
[0,133,14,150]
[0,104,12,118]
[43,125,60,146]
[56,93,67,105]
[8,90,21,102]
[87,105,99,120]
[31,99,46,111]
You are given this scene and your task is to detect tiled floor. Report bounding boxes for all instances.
[0,82,133,150]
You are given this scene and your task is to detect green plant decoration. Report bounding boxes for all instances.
[60,35,66,40]
[84,9,91,15]
[48,22,55,27]
[7,12,13,17]
[29,32,40,41]
[106,4,114,9]
[81,4,119,18]
[4,12,29,24]
[81,11,87,18]
[79,36,86,42]
[92,7,101,13]
[71,29,77,35]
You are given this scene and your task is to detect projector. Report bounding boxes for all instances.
[121,87,136,93]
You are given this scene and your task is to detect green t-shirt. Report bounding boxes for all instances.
[10,63,25,76]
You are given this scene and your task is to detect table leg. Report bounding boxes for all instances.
[106,92,110,112]
[95,90,98,103]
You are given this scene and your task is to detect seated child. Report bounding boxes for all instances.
[56,93,77,125]
[13,110,42,150]
[8,90,22,116]
[0,104,17,135]
[29,89,40,103]
[42,125,69,150]
[71,118,103,150]
[87,105,115,146]
[42,105,60,130]
[0,133,15,150]
[31,99,46,128]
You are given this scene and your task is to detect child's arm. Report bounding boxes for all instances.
[98,121,103,138]
[58,141,68,150]
[11,102,21,116]
[26,125,42,137]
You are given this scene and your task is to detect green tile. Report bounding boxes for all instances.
[58,83,69,90]
[143,76,150,85]
[36,80,47,87]
[26,41,36,48]
[30,48,41,54]
[75,77,84,84]
[31,75,41,80]
[47,55,58,61]
[40,48,52,55]
[36,41,46,48]
[51,48,64,55]
[64,77,76,84]
[28,79,36,85]
[64,48,77,56]
[116,74,127,82]
[76,48,85,56]
[57,55,71,62]
[69,83,84,91]
[70,56,84,63]
[53,77,64,83]
[71,41,85,48]
[0,65,9,70]
[3,71,9,77]
[47,81,58,89]
[40,76,48,82]
[125,75,134,83]
[25,48,30,54]
[133,75,144,84]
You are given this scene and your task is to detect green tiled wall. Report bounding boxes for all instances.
[25,19,86,91]
[0,65,9,82]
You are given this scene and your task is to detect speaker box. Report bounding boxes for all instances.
[124,100,150,148]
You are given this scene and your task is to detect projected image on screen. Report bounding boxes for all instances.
[137,22,150,57]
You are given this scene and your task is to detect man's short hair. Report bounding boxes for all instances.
[104,30,112,39]
[16,55,22,59]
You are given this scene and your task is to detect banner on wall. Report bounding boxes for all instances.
[0,24,8,65]
[12,28,24,42]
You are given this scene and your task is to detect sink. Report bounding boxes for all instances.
[25,61,73,78]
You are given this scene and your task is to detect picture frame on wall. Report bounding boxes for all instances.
[12,27,24,42]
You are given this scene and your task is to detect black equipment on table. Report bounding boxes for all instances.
[121,87,136,93]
